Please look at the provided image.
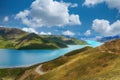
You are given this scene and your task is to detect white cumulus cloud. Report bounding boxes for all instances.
[83,0,120,12]
[63,30,75,36]
[84,30,91,36]
[39,32,52,35]
[3,16,9,22]
[0,25,6,27]
[15,0,81,27]
[70,3,78,8]
[22,27,52,35]
[22,27,38,34]
[92,19,120,36]
[83,0,104,7]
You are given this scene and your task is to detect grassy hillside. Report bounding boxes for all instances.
[36,48,120,80]
[41,46,92,72]
[15,33,67,50]
[41,35,87,45]
[0,65,38,80]
[0,27,87,50]
[33,39,120,80]
[1,45,120,80]
[1,39,120,80]
[99,39,120,54]
[18,39,120,80]
[0,27,26,39]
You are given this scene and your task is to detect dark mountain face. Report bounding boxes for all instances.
[0,27,87,50]
[17,33,40,42]
[0,27,26,35]
[0,27,26,38]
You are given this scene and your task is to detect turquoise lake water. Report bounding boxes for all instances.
[0,40,102,68]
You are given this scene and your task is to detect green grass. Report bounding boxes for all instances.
[0,64,39,80]
[0,40,15,49]
[43,36,87,45]
[15,33,67,50]
[0,33,64,50]
[0,30,87,50]
[0,27,87,50]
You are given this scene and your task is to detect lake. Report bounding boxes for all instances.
[0,40,102,68]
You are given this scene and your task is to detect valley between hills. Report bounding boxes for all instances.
[1,38,120,80]
[1,0,120,80]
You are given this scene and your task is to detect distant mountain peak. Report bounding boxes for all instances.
[0,27,26,38]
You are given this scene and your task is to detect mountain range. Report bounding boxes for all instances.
[96,35,120,42]
[0,27,87,50]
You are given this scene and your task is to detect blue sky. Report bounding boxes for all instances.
[0,0,120,39]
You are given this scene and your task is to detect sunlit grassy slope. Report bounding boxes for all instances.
[35,39,120,80]
[1,43,120,80]
[17,41,120,80]
[0,27,87,50]
[36,48,120,80]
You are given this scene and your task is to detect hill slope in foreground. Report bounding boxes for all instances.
[1,39,120,80]
[0,27,87,50]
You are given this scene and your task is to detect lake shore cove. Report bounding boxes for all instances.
[0,46,93,80]
[1,38,120,80]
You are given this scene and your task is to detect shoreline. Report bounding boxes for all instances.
[0,45,87,69]
[0,45,95,69]
[0,62,44,69]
